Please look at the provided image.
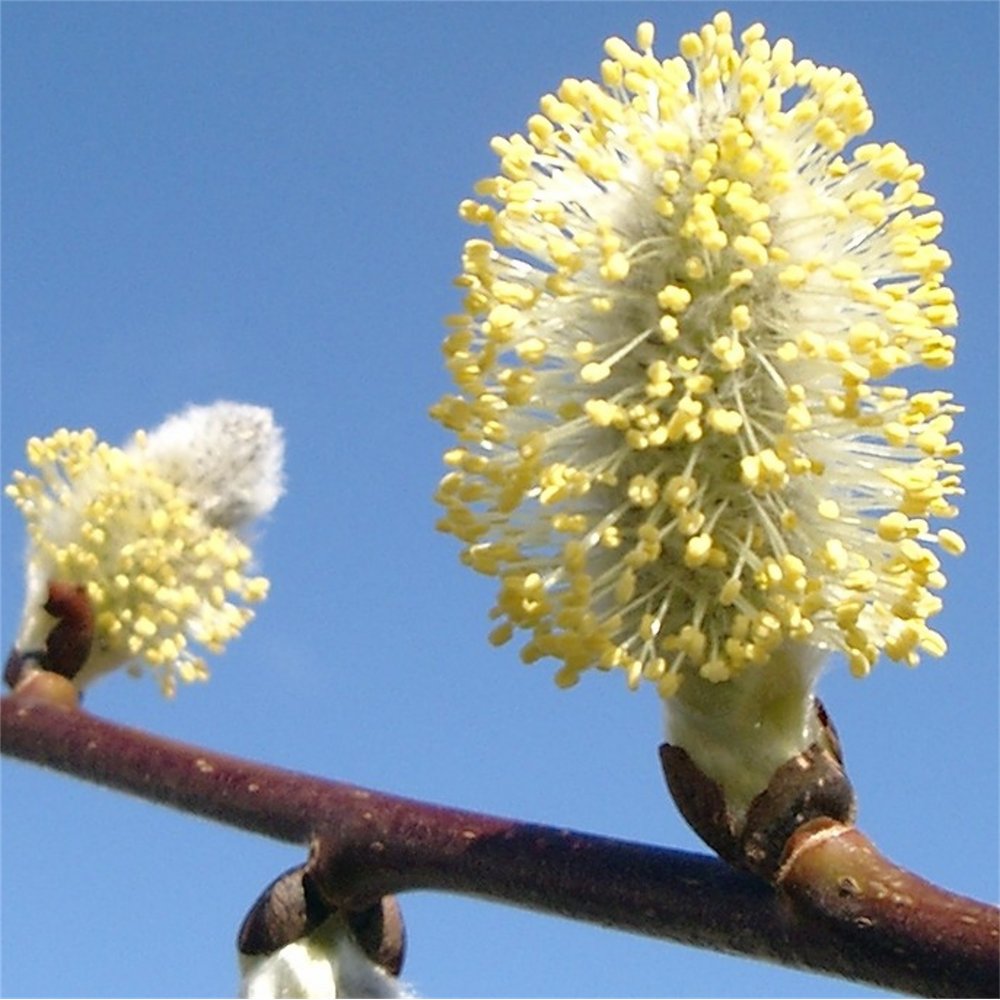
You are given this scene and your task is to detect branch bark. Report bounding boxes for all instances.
[2,693,996,997]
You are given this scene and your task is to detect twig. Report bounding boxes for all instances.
[2,694,996,997]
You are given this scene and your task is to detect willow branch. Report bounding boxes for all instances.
[2,694,996,997]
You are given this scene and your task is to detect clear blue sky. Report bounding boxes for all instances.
[2,4,996,997]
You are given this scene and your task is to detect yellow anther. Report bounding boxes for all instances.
[581,362,612,383]
[729,304,752,332]
[821,539,849,572]
[711,335,746,370]
[657,284,692,313]
[732,235,768,267]
[515,337,547,364]
[627,474,660,509]
[680,32,703,60]
[719,578,742,605]
[684,533,713,568]
[818,499,840,520]
[659,315,680,342]
[602,251,631,282]
[708,408,743,435]
[936,528,965,556]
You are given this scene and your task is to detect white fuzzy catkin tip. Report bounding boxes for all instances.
[239,918,414,999]
[138,401,285,530]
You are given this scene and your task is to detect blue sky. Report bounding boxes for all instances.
[2,4,996,997]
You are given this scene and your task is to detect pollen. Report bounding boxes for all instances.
[432,12,962,698]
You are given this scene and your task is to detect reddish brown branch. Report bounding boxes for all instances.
[2,694,996,997]
[778,819,1000,998]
